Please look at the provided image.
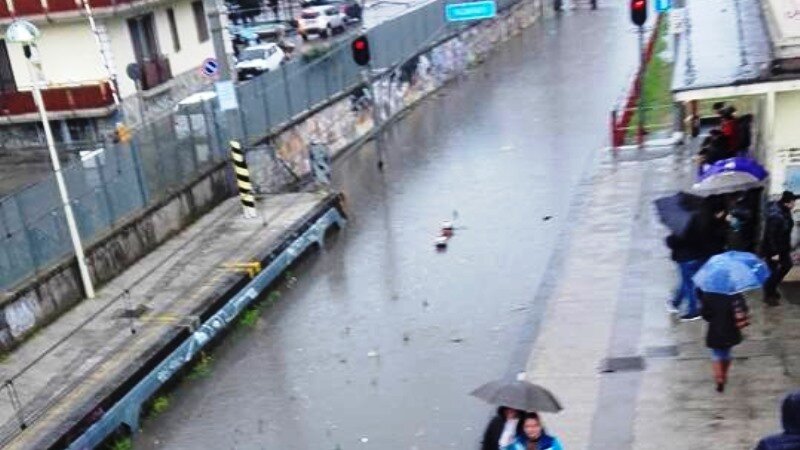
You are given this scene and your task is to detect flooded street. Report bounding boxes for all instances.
[138,6,637,449]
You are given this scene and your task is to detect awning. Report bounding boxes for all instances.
[672,0,774,100]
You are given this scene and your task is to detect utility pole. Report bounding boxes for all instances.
[203,0,245,143]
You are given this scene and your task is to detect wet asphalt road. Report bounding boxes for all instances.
[138,6,638,449]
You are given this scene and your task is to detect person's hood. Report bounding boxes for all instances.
[783,391,800,434]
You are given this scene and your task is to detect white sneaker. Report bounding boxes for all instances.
[665,300,680,314]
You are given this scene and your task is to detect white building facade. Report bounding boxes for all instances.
[0,0,217,147]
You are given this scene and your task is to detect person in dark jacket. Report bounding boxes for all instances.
[755,390,800,450]
[700,291,746,393]
[761,191,798,305]
[666,199,728,321]
[482,407,525,450]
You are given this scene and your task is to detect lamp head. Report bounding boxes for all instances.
[4,20,40,45]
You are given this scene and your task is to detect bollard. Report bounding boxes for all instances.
[229,141,258,219]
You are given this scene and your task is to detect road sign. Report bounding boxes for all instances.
[125,62,141,82]
[201,57,219,78]
[445,0,496,22]
[655,0,670,12]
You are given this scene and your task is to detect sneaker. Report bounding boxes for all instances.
[716,382,725,393]
[665,300,680,314]
[679,313,702,322]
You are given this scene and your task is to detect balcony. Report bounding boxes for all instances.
[0,82,115,120]
[0,0,138,20]
[140,56,172,91]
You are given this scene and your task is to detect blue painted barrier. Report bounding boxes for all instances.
[67,206,346,450]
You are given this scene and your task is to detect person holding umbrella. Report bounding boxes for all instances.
[481,407,525,450]
[472,378,563,449]
[761,191,798,305]
[693,251,770,392]
[504,412,564,450]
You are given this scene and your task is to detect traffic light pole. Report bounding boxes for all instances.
[637,24,646,146]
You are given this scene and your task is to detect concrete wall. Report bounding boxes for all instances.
[768,90,800,194]
[0,163,233,351]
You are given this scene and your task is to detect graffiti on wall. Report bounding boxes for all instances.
[260,0,539,186]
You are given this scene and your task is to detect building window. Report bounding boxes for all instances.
[192,1,209,43]
[0,40,16,93]
[167,8,181,52]
[128,13,160,62]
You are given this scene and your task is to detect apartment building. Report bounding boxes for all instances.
[0,0,217,148]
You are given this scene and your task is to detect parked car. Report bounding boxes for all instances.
[300,0,362,21]
[235,43,286,80]
[297,6,346,40]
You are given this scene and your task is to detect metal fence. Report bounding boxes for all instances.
[0,0,508,292]
[0,104,228,291]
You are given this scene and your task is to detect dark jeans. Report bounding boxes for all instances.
[764,252,793,297]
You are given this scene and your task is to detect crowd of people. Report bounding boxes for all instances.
[696,102,754,170]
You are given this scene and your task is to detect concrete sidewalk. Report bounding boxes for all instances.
[523,147,800,449]
[0,190,339,449]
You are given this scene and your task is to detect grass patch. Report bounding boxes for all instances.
[627,16,674,140]
[187,352,214,380]
[301,44,332,63]
[239,306,262,328]
[147,395,171,419]
[106,436,132,450]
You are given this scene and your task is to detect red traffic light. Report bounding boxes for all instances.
[630,0,647,26]
[351,35,371,66]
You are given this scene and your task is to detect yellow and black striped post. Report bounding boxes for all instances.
[229,140,257,219]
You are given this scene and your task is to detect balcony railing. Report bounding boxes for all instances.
[0,0,135,19]
[140,56,172,91]
[0,82,115,117]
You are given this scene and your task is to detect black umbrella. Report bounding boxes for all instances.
[470,379,563,413]
[653,192,702,237]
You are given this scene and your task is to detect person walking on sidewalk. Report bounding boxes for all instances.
[761,191,798,306]
[482,407,525,450]
[667,200,729,321]
[504,412,564,450]
[755,390,800,450]
[700,290,747,393]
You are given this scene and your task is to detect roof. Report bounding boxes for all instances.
[671,0,774,94]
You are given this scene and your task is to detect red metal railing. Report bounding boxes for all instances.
[0,81,114,116]
[0,0,133,18]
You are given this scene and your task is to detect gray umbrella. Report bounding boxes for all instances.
[691,171,764,197]
[470,379,563,413]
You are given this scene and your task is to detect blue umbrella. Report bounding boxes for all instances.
[693,251,771,295]
[699,157,768,181]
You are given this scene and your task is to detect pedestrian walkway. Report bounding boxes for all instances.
[0,190,338,449]
[524,146,800,449]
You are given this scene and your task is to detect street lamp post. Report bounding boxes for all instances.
[5,20,96,299]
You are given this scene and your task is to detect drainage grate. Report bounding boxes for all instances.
[600,356,645,373]
[645,345,679,358]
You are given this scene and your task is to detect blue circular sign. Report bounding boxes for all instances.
[201,58,219,78]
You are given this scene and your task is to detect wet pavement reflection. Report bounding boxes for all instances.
[138,6,637,449]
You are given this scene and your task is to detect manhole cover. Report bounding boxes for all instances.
[645,345,679,358]
[600,356,645,373]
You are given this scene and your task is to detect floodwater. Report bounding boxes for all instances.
[137,5,637,449]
